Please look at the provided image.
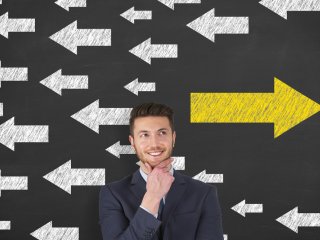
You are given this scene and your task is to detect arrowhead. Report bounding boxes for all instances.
[120,7,136,24]
[106,141,121,158]
[0,117,16,150]
[276,207,299,233]
[187,8,216,42]
[43,160,72,194]
[0,12,9,38]
[71,100,101,133]
[157,0,175,10]
[30,221,53,240]
[49,21,78,54]
[55,0,70,11]
[129,38,152,64]
[40,69,63,95]
[192,170,206,180]
[273,78,320,138]
[124,78,139,95]
[259,0,288,19]
[231,200,246,217]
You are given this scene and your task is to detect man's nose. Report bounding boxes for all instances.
[149,134,160,147]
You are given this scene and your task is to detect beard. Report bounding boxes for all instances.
[135,146,173,168]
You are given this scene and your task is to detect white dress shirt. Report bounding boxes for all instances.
[139,164,174,218]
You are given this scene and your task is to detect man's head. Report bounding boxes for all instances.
[128,103,176,168]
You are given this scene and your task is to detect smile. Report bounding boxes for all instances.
[148,151,163,156]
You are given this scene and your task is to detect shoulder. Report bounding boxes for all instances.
[100,172,133,194]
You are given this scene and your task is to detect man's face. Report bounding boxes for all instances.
[129,116,176,168]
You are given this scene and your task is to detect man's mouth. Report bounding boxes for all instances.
[148,151,163,157]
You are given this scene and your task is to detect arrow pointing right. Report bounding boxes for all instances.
[55,0,86,11]
[124,78,156,96]
[0,170,28,197]
[231,199,263,217]
[0,60,28,87]
[120,7,152,24]
[276,207,320,233]
[129,38,178,64]
[191,78,320,138]
[31,221,79,240]
[40,69,88,96]
[187,8,249,43]
[192,170,223,183]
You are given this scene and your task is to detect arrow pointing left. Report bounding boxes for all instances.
[129,38,178,64]
[120,7,152,24]
[192,170,223,183]
[231,199,263,217]
[276,207,320,233]
[71,100,131,133]
[0,170,28,197]
[49,21,111,54]
[0,117,49,151]
[0,221,11,230]
[55,0,86,11]
[40,69,88,96]
[0,12,35,38]
[43,160,105,194]
[124,78,156,96]
[187,8,249,43]
[0,60,28,87]
[31,221,79,240]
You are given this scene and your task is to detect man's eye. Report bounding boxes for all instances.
[141,133,148,137]
[160,131,167,135]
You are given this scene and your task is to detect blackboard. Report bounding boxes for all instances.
[0,0,319,239]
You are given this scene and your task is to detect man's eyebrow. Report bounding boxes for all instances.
[158,128,169,132]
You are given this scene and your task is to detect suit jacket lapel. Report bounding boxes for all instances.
[162,170,187,225]
[130,169,146,204]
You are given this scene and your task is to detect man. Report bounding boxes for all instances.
[99,103,223,239]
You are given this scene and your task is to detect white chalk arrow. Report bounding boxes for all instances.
[30,221,79,240]
[49,21,111,54]
[43,160,105,194]
[129,38,178,64]
[231,200,263,217]
[55,0,86,11]
[260,0,320,19]
[120,7,152,24]
[276,207,320,233]
[71,100,131,133]
[0,221,11,230]
[124,78,156,96]
[0,103,3,116]
[187,8,249,43]
[0,61,28,87]
[192,170,223,183]
[0,12,35,39]
[0,117,48,151]
[158,0,201,10]
[0,170,28,197]
[40,69,88,96]
[136,156,186,170]
[106,141,135,158]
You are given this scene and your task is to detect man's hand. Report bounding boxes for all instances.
[140,158,175,215]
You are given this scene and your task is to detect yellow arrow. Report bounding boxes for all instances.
[190,78,320,138]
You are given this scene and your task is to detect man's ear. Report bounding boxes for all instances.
[172,131,176,147]
[128,135,134,146]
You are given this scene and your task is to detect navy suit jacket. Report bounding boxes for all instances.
[99,169,223,240]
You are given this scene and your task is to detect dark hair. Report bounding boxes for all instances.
[129,103,174,136]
